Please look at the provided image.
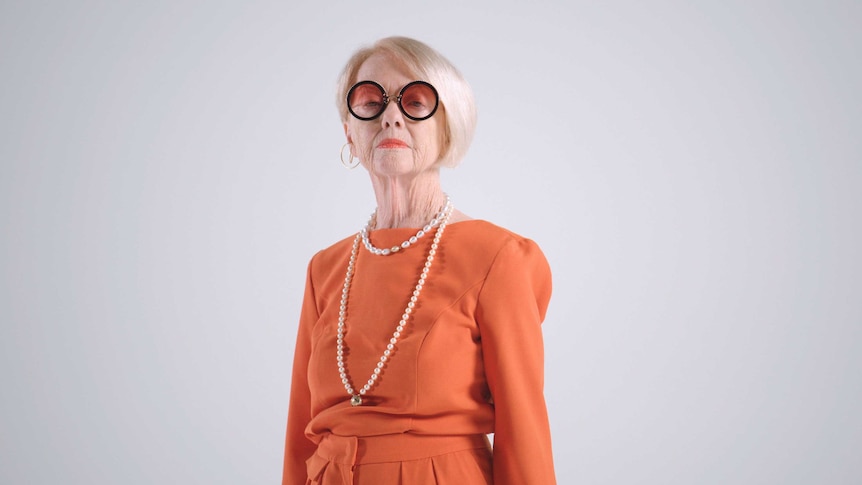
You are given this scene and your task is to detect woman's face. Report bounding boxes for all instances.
[344,53,445,177]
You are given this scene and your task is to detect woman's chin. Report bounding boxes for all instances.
[370,156,418,176]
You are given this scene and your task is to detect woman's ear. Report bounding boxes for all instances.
[343,123,352,144]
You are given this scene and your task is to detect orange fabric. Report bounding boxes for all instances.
[283,220,555,484]
[306,434,492,484]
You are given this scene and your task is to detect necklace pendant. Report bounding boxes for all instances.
[350,395,362,406]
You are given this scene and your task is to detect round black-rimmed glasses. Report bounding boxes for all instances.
[347,80,439,121]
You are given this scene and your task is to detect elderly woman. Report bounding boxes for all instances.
[283,36,555,484]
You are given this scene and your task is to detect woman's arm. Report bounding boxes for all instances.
[282,259,320,485]
[476,236,556,485]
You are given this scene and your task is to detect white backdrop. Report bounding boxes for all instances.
[1,1,860,484]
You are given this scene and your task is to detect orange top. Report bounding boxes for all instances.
[283,220,555,484]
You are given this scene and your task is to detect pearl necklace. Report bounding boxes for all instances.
[337,201,454,406]
[360,196,452,256]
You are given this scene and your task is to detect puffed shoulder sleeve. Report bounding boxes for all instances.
[282,258,320,485]
[476,236,555,485]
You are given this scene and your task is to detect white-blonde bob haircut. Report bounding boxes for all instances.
[336,36,477,168]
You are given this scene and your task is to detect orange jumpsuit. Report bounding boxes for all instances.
[283,220,555,484]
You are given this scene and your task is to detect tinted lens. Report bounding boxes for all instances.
[399,82,438,120]
[348,82,385,119]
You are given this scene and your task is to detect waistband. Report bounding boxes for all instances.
[316,433,491,466]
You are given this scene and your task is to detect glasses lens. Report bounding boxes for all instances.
[400,82,438,120]
[348,82,385,119]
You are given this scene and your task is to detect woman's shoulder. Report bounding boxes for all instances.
[307,233,356,269]
[449,219,541,249]
[448,220,551,299]
[446,220,548,269]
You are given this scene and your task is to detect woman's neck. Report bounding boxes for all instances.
[368,171,447,229]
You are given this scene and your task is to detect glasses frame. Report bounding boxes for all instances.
[346,80,440,121]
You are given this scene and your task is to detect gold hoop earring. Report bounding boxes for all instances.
[340,143,360,169]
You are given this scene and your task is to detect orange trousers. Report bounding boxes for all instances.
[305,433,493,485]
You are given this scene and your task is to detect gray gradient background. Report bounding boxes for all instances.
[1,1,860,484]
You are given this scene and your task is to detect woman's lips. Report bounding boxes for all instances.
[377,138,409,149]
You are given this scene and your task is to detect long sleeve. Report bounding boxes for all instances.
[476,237,555,484]
[282,259,320,485]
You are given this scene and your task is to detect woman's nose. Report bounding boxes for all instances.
[380,100,403,128]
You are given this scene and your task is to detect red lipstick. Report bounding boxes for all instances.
[377,138,409,149]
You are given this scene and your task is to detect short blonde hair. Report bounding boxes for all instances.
[336,36,477,168]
